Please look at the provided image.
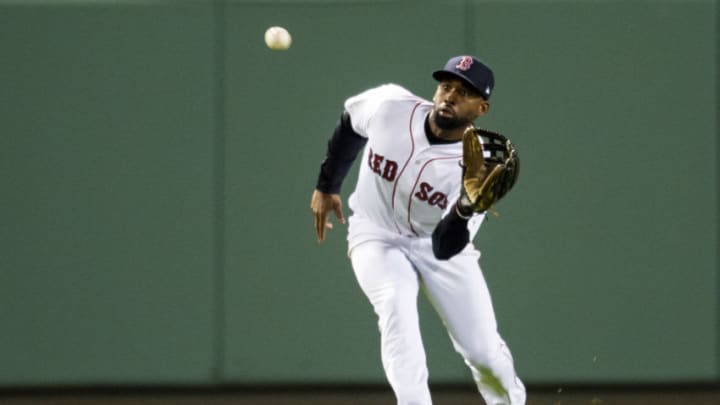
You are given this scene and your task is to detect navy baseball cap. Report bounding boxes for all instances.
[432,55,494,100]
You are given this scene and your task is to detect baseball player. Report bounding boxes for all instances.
[310,55,525,404]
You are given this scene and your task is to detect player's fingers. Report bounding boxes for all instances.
[314,211,327,242]
[333,205,346,225]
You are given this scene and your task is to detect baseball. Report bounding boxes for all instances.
[264,26,292,51]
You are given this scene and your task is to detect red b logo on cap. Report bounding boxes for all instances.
[455,56,473,71]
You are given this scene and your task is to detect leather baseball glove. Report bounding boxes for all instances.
[456,126,520,217]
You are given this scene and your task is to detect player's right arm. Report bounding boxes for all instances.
[310,190,344,242]
[311,111,367,242]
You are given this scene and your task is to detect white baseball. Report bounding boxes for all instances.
[264,26,292,51]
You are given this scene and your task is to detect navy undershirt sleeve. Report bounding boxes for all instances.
[315,111,368,194]
[431,205,471,260]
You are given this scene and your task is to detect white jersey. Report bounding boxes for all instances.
[344,84,484,251]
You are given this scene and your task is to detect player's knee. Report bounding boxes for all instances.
[459,340,504,371]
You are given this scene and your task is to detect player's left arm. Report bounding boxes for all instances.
[431,206,471,260]
[432,126,520,260]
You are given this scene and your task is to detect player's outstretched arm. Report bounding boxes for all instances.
[310,190,344,243]
[312,111,367,243]
[433,127,521,259]
[315,111,367,194]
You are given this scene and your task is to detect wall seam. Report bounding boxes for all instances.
[212,0,227,386]
[715,0,720,384]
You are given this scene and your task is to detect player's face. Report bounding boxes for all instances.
[431,79,489,130]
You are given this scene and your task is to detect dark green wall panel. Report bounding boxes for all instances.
[0,0,717,388]
[471,0,718,383]
[0,1,217,385]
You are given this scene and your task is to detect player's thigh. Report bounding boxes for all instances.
[350,241,419,306]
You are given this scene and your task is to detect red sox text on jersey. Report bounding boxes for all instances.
[367,146,449,211]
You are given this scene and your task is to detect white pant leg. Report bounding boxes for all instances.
[350,240,432,405]
[410,239,526,405]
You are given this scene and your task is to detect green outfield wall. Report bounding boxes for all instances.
[0,0,717,387]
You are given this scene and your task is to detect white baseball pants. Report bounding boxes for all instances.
[349,237,526,405]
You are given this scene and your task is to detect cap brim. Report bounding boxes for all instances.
[432,70,486,99]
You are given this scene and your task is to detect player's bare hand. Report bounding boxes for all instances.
[310,190,345,243]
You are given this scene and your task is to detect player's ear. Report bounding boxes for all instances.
[477,100,490,116]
